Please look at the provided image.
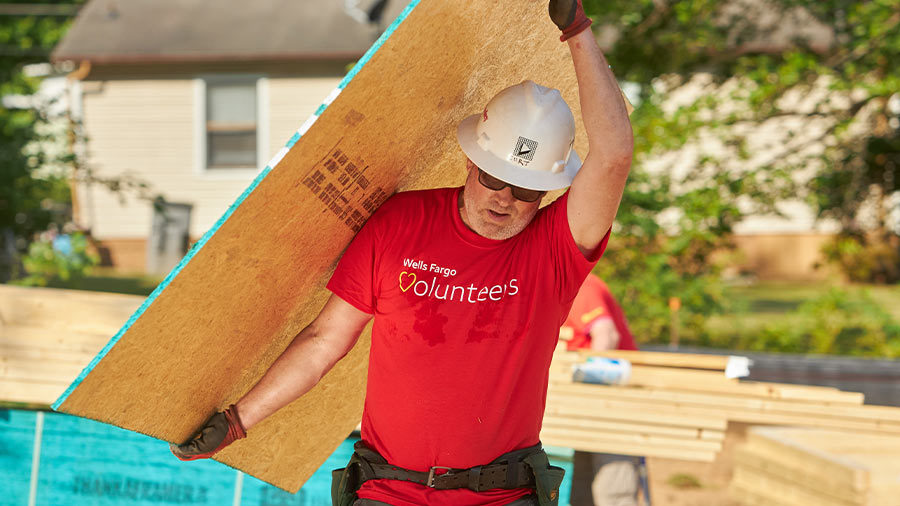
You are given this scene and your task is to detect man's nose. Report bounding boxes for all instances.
[494,186,516,205]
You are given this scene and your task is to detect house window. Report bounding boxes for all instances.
[205,79,257,168]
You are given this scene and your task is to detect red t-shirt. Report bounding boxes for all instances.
[327,187,608,506]
[563,274,638,351]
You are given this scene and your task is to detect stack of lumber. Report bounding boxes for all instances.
[543,347,900,462]
[543,347,731,461]
[731,426,900,506]
[0,285,142,405]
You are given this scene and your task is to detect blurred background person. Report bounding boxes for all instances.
[563,273,644,506]
[564,273,637,353]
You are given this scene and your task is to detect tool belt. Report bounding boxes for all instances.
[331,441,565,506]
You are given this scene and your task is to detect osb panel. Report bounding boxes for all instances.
[57,0,605,492]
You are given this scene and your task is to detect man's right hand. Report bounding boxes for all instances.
[548,0,592,41]
[170,404,247,461]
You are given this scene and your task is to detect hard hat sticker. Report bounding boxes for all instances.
[512,136,538,165]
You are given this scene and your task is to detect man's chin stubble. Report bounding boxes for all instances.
[477,215,528,240]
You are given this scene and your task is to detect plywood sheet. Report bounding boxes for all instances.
[51,0,619,493]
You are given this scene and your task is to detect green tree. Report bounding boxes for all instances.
[0,0,84,281]
[583,1,900,343]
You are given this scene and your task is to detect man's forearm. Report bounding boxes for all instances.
[233,294,370,430]
[567,30,633,161]
[171,295,369,461]
[235,325,345,429]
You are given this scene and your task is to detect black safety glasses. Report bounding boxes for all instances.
[477,169,546,203]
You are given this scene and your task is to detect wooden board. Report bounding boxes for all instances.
[548,383,900,435]
[50,0,624,493]
[0,286,143,406]
[0,284,143,333]
[762,427,900,455]
[0,379,69,405]
[540,426,722,452]
[550,350,865,404]
[542,415,726,441]
[546,392,728,430]
[734,447,866,504]
[578,349,733,370]
[731,465,856,506]
[4,325,112,347]
[541,433,718,462]
[729,427,900,506]
[547,383,896,424]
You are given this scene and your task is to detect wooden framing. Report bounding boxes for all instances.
[0,285,142,407]
[729,427,900,506]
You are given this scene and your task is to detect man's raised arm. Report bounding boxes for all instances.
[549,0,634,256]
[170,294,372,460]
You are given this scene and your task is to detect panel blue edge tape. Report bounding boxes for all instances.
[52,0,422,412]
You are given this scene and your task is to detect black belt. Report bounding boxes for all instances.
[353,441,541,492]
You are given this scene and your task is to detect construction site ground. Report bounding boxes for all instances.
[643,423,749,506]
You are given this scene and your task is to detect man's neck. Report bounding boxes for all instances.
[457,187,475,232]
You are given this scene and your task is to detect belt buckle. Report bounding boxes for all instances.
[427,466,453,488]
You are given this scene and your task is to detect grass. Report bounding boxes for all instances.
[37,267,163,296]
[0,400,48,411]
[666,472,702,489]
[864,284,900,321]
[704,280,900,349]
[707,282,824,338]
[723,281,900,317]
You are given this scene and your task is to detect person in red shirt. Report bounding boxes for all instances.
[171,2,634,505]
[563,273,643,506]
[563,274,637,353]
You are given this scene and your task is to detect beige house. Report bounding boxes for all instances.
[52,0,404,273]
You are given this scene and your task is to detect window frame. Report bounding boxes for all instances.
[193,74,269,178]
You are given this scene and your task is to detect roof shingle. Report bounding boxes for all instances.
[52,0,389,63]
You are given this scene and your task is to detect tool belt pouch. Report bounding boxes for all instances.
[523,451,565,506]
[331,460,358,506]
[331,441,387,506]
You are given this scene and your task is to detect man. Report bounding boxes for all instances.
[563,274,644,506]
[171,1,633,505]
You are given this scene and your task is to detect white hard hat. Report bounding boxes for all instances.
[456,80,581,191]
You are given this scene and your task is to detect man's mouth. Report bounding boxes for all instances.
[487,209,510,220]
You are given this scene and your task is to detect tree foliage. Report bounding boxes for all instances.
[16,230,98,286]
[583,1,900,343]
[0,0,84,280]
